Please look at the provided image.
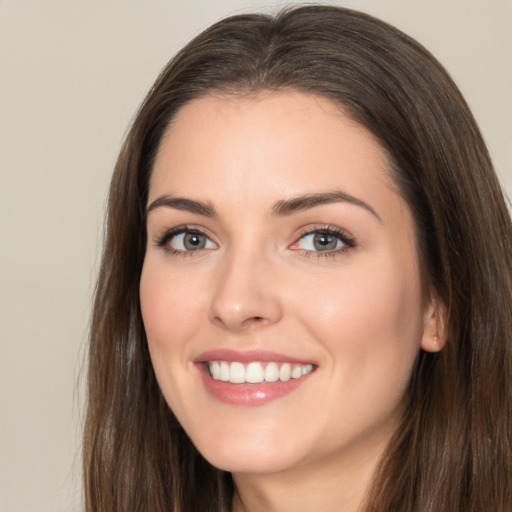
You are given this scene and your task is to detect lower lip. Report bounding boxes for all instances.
[197,365,313,406]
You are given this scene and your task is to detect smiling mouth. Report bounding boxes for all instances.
[207,361,314,384]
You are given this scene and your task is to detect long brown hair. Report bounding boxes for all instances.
[84,6,512,511]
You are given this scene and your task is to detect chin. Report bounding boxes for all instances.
[202,446,303,475]
[187,421,311,475]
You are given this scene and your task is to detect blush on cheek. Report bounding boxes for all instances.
[303,265,421,359]
[141,283,174,357]
[140,265,210,356]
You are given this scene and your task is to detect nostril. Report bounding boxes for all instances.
[241,315,266,328]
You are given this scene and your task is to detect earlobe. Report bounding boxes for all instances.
[420,301,446,353]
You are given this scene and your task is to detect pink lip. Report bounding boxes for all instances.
[193,349,316,407]
[194,349,314,365]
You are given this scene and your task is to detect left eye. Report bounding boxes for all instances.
[169,231,216,251]
[296,231,347,252]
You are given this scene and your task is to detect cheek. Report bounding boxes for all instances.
[297,265,421,338]
[139,259,211,421]
[139,259,209,369]
[289,256,424,391]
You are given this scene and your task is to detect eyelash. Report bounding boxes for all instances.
[154,224,356,259]
[155,226,214,258]
[292,225,356,258]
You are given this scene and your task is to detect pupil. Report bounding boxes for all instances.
[184,233,205,250]
[313,233,336,251]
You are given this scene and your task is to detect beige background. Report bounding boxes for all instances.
[1,1,510,511]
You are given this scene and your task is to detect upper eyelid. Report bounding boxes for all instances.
[294,224,355,241]
[153,225,215,245]
[152,223,356,249]
[290,225,356,250]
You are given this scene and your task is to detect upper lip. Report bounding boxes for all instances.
[193,349,316,365]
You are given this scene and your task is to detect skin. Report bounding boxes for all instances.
[140,91,442,512]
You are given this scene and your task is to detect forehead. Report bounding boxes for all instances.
[149,91,397,208]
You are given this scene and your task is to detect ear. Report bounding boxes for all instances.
[420,299,446,353]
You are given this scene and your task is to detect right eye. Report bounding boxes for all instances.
[158,228,217,254]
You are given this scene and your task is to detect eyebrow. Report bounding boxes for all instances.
[146,195,217,217]
[272,190,382,222]
[146,190,381,222]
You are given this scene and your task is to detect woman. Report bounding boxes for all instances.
[83,5,512,511]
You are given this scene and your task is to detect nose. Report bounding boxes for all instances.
[208,250,283,332]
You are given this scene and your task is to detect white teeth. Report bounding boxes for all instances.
[209,361,220,380]
[207,361,314,384]
[302,364,313,375]
[219,361,230,381]
[265,362,279,382]
[230,362,245,383]
[246,362,265,383]
[291,365,302,379]
[279,363,292,382]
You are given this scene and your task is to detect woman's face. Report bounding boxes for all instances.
[140,91,439,476]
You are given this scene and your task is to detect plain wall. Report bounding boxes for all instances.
[1,1,510,511]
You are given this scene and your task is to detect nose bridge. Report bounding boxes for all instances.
[209,239,282,331]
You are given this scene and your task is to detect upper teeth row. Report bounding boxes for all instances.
[208,361,314,384]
